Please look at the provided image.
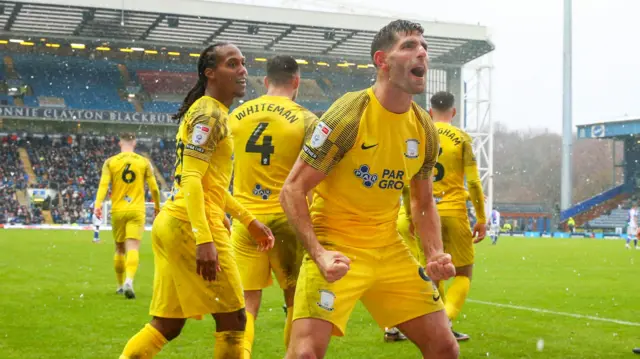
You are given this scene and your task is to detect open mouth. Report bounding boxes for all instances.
[410,66,426,78]
[237,78,247,85]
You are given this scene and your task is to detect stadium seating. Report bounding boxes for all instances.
[0,134,42,224]
[1,54,381,114]
[7,53,135,112]
[149,138,176,185]
[586,207,629,230]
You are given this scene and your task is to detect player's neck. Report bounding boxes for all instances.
[432,115,453,124]
[266,87,294,100]
[120,145,134,153]
[205,87,234,108]
[372,81,412,114]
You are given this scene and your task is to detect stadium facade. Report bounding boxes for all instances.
[0,0,496,228]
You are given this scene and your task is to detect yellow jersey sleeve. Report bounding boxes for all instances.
[145,159,161,210]
[413,107,440,180]
[95,158,112,210]
[461,131,486,223]
[183,108,228,163]
[224,191,256,226]
[180,103,228,245]
[300,92,364,174]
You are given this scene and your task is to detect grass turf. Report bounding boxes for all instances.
[0,230,638,358]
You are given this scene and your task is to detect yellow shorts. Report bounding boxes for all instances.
[293,238,444,336]
[111,210,145,243]
[397,214,425,266]
[232,213,302,291]
[149,211,244,319]
[441,216,474,267]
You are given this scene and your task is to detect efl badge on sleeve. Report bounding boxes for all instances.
[405,139,419,159]
[310,121,332,148]
[193,124,211,145]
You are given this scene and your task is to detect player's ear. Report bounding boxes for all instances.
[263,76,269,89]
[292,73,300,90]
[204,67,216,81]
[428,108,433,117]
[452,107,457,118]
[373,50,387,70]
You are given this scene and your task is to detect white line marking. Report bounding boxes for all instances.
[467,299,640,327]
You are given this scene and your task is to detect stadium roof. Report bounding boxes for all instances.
[0,0,494,65]
[577,117,640,140]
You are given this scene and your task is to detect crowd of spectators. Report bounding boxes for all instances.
[1,134,41,224]
[0,133,175,225]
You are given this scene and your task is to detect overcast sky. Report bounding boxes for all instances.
[214,0,640,134]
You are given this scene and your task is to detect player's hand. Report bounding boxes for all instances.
[93,207,102,220]
[472,223,487,243]
[223,216,231,234]
[425,252,455,281]
[196,242,222,281]
[247,219,275,252]
[315,250,351,283]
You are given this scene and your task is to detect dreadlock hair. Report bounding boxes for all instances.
[172,42,230,121]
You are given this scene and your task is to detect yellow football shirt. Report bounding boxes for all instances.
[300,88,439,248]
[95,152,159,213]
[229,95,317,214]
[163,96,235,243]
[432,122,486,223]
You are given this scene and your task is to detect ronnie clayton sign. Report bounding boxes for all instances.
[0,106,176,125]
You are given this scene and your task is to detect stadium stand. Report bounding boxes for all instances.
[9,54,136,112]
[0,53,379,114]
[586,207,629,230]
[1,134,43,224]
[10,134,158,225]
[148,138,176,186]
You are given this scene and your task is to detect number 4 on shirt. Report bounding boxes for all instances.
[246,122,275,165]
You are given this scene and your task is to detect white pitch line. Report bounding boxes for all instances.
[467,299,640,327]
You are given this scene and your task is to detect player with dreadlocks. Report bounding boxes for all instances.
[118,42,275,359]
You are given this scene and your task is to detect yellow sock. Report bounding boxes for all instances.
[214,331,244,359]
[125,249,139,282]
[284,307,294,350]
[437,281,446,305]
[120,323,167,359]
[444,276,471,321]
[243,313,255,359]
[114,253,125,287]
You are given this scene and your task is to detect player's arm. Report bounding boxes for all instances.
[410,124,454,281]
[462,136,486,224]
[180,112,228,280]
[145,160,161,214]
[301,109,320,207]
[224,191,274,251]
[94,160,111,218]
[462,134,487,242]
[281,110,354,283]
[224,191,256,227]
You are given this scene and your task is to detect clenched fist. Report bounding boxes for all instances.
[315,250,351,283]
[425,252,455,281]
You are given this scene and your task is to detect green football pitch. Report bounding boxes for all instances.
[0,229,638,358]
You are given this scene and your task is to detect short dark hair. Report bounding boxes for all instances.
[370,19,424,64]
[430,91,455,111]
[266,55,299,85]
[119,132,136,141]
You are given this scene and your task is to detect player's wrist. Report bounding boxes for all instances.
[309,245,326,262]
[195,233,214,245]
[241,214,257,228]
